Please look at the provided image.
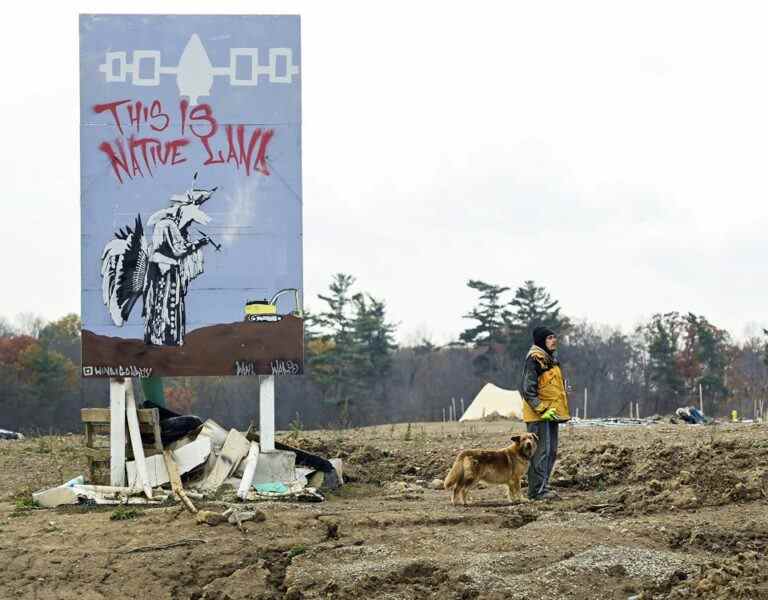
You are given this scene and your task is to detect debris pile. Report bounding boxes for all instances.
[32,418,343,515]
[569,417,656,428]
[0,428,24,440]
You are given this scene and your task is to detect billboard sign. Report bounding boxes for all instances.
[80,14,303,377]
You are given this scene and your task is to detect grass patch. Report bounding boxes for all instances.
[14,497,39,511]
[110,505,144,521]
[287,545,306,559]
[9,497,39,518]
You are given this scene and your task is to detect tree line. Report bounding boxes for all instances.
[0,277,766,433]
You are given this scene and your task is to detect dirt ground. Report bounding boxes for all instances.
[1,420,767,600]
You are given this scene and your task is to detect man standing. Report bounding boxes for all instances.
[520,326,570,500]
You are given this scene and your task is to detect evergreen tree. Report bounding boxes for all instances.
[507,280,571,359]
[310,274,357,411]
[308,274,397,423]
[350,293,398,385]
[459,280,511,376]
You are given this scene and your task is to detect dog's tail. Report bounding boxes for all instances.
[443,454,465,489]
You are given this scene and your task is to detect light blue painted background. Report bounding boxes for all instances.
[80,15,302,340]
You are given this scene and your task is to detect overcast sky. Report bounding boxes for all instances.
[1,1,767,344]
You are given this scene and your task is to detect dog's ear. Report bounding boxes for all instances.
[510,434,523,443]
[529,432,539,442]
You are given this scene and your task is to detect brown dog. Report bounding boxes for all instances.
[443,432,538,505]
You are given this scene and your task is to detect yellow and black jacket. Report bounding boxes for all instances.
[520,344,570,423]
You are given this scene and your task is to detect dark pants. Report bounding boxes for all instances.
[526,421,559,499]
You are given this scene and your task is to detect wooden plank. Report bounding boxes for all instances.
[152,409,163,453]
[109,379,126,487]
[127,453,167,489]
[127,437,211,488]
[124,379,153,499]
[82,407,159,425]
[163,449,197,514]
[201,429,250,492]
[84,421,94,447]
[70,484,167,505]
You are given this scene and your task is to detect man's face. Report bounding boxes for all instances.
[545,334,557,351]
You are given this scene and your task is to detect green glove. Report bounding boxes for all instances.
[540,408,558,421]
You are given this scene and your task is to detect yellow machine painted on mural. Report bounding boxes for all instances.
[244,288,302,323]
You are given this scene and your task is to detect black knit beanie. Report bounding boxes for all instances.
[533,326,556,352]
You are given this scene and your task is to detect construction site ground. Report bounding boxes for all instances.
[1,420,767,600]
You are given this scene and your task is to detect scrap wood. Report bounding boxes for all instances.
[72,484,167,505]
[163,449,197,514]
[244,487,324,503]
[197,419,228,451]
[128,437,211,488]
[123,539,207,554]
[200,429,250,493]
[124,379,153,499]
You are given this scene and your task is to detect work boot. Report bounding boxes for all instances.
[541,487,561,499]
[535,490,560,501]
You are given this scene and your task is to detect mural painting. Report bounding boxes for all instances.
[80,15,303,377]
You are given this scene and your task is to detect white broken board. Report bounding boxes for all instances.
[197,419,229,451]
[127,437,211,488]
[33,484,167,508]
[200,429,250,492]
[237,442,260,500]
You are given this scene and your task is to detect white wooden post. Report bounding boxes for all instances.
[583,388,588,420]
[451,397,456,421]
[460,397,465,418]
[442,407,445,423]
[109,378,126,487]
[260,375,275,452]
[699,383,704,414]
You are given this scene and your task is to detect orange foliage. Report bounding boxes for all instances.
[0,335,37,366]
[166,386,195,414]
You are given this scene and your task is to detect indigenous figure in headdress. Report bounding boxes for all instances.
[100,175,220,346]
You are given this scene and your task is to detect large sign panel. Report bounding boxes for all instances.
[80,15,303,378]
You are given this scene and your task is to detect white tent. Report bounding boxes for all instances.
[459,383,524,421]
